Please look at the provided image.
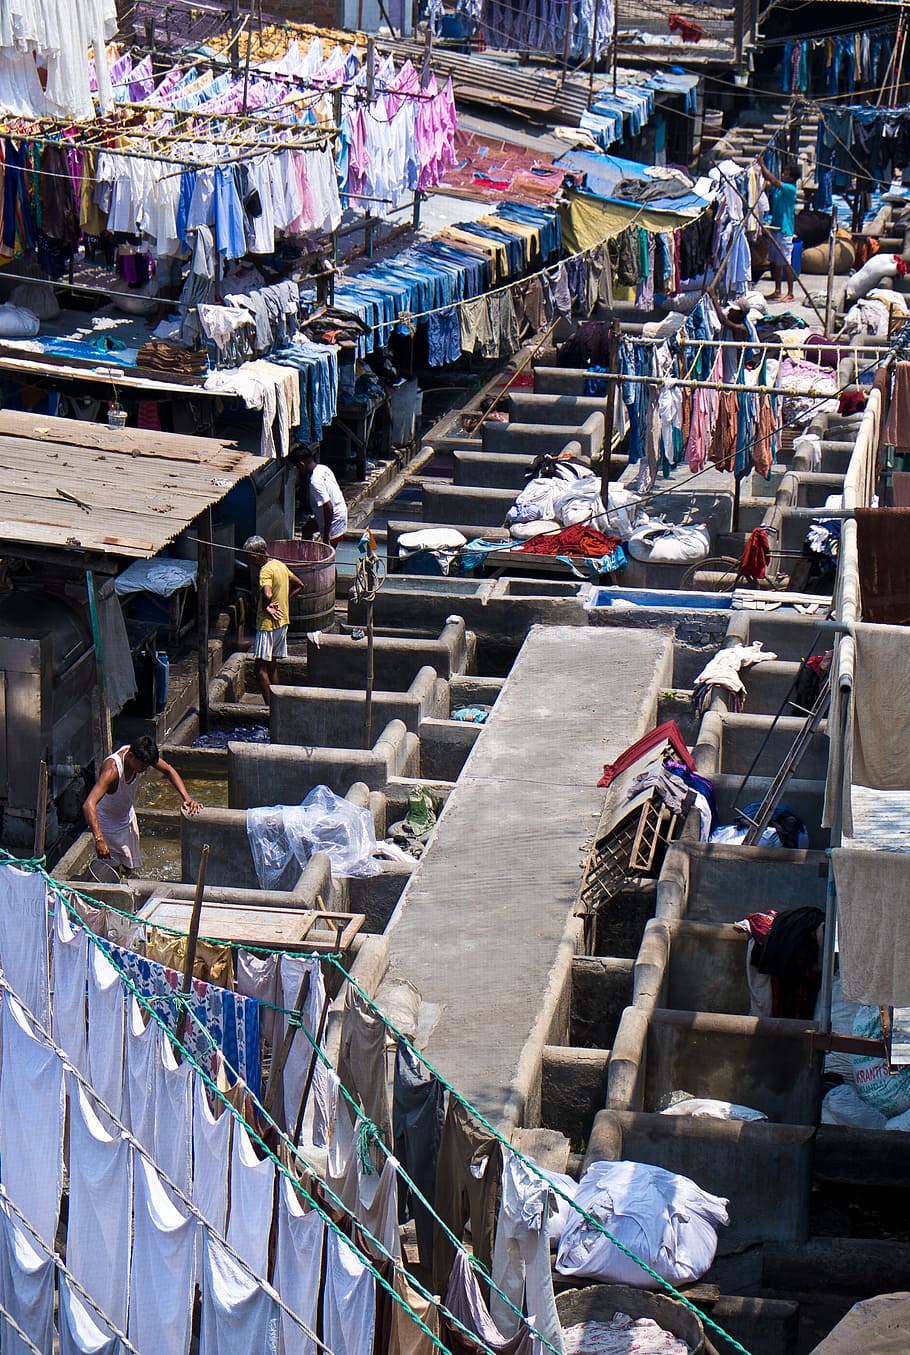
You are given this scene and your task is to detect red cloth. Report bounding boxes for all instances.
[515,523,621,558]
[669,13,703,41]
[597,721,696,788]
[838,390,867,416]
[137,400,161,430]
[739,527,771,581]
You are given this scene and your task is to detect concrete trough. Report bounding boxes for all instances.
[531,366,590,396]
[584,1109,814,1248]
[507,392,605,425]
[634,919,751,1016]
[607,1006,821,1124]
[452,450,536,489]
[227,718,419,806]
[695,711,829,781]
[482,412,604,460]
[656,842,829,926]
[421,483,514,527]
[305,618,471,686]
[270,665,447,741]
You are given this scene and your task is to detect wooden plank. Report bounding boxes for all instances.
[0,410,243,463]
[0,434,253,479]
[0,450,251,503]
[0,351,216,398]
[137,897,366,950]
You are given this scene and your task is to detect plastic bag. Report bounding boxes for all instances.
[821,1084,887,1130]
[246,785,380,890]
[852,1006,910,1118]
[555,1160,728,1289]
[661,1093,767,1122]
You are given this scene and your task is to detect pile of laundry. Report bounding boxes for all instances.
[628,758,717,840]
[505,453,637,544]
[692,640,777,716]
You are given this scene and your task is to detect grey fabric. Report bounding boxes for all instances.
[98,590,136,716]
[338,987,392,1152]
[832,848,910,1005]
[393,1041,445,1270]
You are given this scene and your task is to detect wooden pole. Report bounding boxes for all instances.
[599,322,619,509]
[197,508,211,737]
[364,594,375,749]
[33,760,48,859]
[824,205,838,336]
[176,844,208,1045]
[263,969,311,1124]
[560,0,573,87]
[588,0,603,109]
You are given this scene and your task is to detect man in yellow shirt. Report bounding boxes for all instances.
[244,535,303,706]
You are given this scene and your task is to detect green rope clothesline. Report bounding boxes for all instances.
[3,848,754,1355]
[5,853,559,1355]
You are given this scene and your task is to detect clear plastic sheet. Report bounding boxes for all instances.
[246,785,381,890]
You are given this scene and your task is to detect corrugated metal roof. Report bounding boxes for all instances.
[0,411,260,560]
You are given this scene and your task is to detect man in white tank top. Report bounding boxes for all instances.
[83,736,202,873]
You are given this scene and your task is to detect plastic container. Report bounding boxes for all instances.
[791,238,803,274]
[267,539,336,634]
[154,651,169,712]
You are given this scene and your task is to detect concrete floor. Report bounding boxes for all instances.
[383,623,673,1126]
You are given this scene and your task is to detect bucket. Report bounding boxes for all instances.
[267,539,336,634]
[556,1285,705,1354]
[88,857,123,886]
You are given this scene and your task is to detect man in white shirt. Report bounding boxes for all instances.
[301,447,348,547]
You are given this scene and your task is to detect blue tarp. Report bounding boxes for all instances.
[554,150,711,217]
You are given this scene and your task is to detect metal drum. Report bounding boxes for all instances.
[267,540,336,635]
[556,1285,706,1354]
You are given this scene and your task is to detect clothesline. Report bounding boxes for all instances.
[591,368,836,397]
[47,888,560,1355]
[0,851,755,1355]
[0,981,335,1355]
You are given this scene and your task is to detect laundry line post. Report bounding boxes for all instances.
[176,844,209,1046]
[33,760,48,860]
[599,320,619,509]
[824,205,838,336]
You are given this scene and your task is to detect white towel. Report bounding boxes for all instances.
[67,1080,132,1331]
[0,864,50,1026]
[199,1234,281,1355]
[275,1176,324,1355]
[127,1154,196,1355]
[0,1199,54,1355]
[0,995,65,1247]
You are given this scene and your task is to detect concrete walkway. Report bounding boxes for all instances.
[384,624,673,1126]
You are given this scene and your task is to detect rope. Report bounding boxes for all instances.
[0,972,334,1355]
[326,958,756,1355]
[0,1183,144,1355]
[0,1295,45,1355]
[5,851,755,1354]
[20,865,556,1355]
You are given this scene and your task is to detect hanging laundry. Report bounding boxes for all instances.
[0,862,51,1025]
[322,1228,377,1355]
[490,1150,564,1353]
[393,1041,446,1272]
[338,986,393,1152]
[433,1099,503,1293]
[58,1274,120,1355]
[0,1200,54,1355]
[0,995,65,1248]
[226,1123,276,1276]
[67,1082,133,1332]
[127,1154,197,1355]
[275,1176,325,1355]
[51,901,89,1076]
[191,1074,232,1237]
[199,1234,282,1355]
